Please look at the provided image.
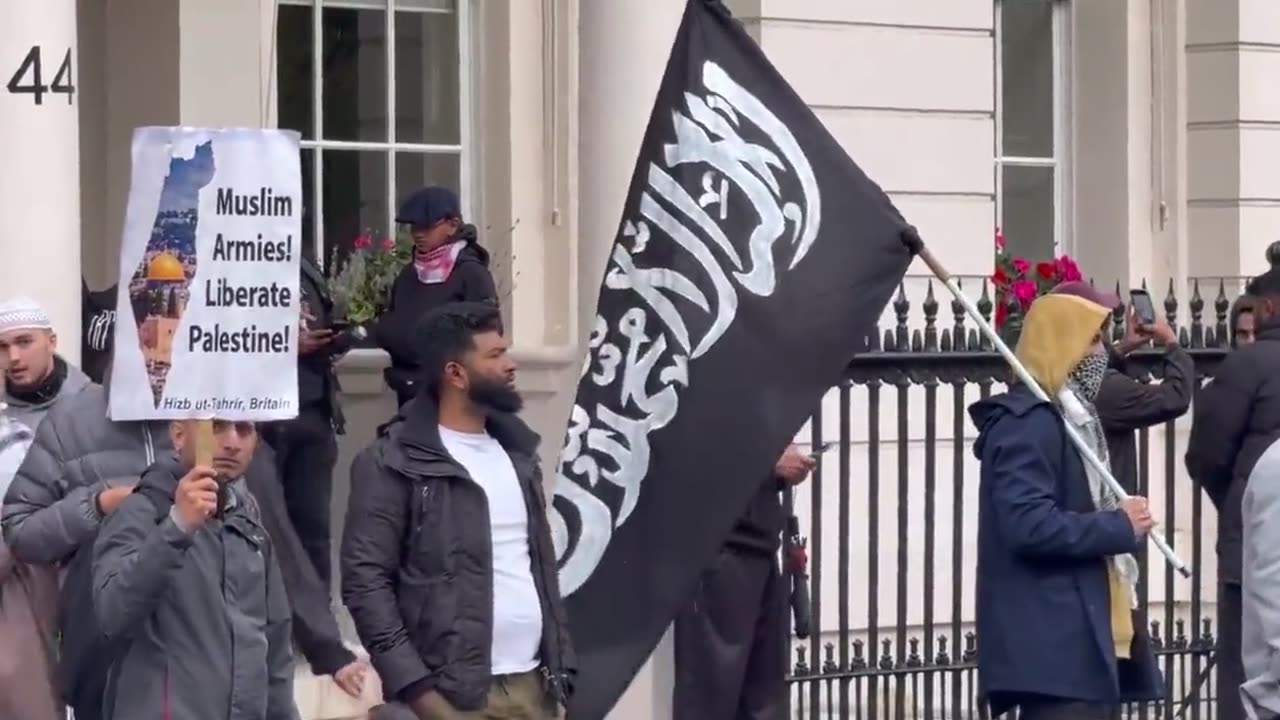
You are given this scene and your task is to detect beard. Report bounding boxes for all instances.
[468,373,523,414]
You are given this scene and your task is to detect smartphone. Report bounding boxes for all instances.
[1129,289,1156,326]
[809,441,835,459]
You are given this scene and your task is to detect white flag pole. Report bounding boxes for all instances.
[915,245,1191,578]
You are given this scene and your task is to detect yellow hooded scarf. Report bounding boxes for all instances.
[1012,292,1136,659]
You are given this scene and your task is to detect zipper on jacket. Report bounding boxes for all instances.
[142,424,155,465]
[415,485,432,534]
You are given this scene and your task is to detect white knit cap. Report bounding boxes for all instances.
[0,297,53,334]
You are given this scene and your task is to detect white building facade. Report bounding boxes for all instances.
[1,0,1272,718]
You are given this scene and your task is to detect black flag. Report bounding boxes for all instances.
[550,1,916,716]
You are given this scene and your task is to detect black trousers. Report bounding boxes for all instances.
[264,407,339,589]
[673,546,788,720]
[1219,581,1245,720]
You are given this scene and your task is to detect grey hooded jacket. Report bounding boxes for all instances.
[1241,437,1280,720]
[2,383,167,565]
[94,455,298,720]
[3,356,92,433]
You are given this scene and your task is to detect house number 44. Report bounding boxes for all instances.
[6,46,75,106]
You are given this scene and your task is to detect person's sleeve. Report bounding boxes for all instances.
[92,495,193,639]
[372,270,421,367]
[1243,463,1280,692]
[265,545,301,720]
[2,411,107,564]
[245,451,355,675]
[340,451,428,702]
[1095,346,1196,432]
[1186,353,1254,495]
[455,262,498,305]
[985,411,1140,559]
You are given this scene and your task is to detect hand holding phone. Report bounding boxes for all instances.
[1129,289,1156,326]
[809,441,835,460]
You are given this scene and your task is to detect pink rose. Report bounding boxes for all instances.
[353,233,372,250]
[381,236,396,251]
[1012,279,1037,306]
[995,227,1006,250]
[1056,256,1082,282]
[1011,257,1030,275]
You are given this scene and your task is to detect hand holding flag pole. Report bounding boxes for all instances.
[903,229,1192,578]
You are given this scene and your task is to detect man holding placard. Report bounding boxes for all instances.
[99,126,305,715]
[93,416,298,720]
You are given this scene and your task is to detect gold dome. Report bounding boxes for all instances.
[146,253,185,281]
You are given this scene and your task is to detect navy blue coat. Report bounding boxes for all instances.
[970,386,1163,715]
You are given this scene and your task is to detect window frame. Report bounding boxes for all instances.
[993,0,1073,257]
[277,0,476,268]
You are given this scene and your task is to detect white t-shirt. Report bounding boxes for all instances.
[439,425,544,674]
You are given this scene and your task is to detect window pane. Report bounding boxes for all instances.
[1000,164,1055,259]
[277,5,314,139]
[395,6,461,144]
[321,6,388,142]
[1000,0,1054,157]
[394,152,462,214]
[300,148,318,263]
[321,150,389,263]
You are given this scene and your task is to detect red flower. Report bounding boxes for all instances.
[353,233,372,250]
[1012,279,1037,306]
[995,227,1006,250]
[1011,257,1030,275]
[995,300,1009,328]
[992,267,1010,287]
[381,236,396,251]
[1055,255,1082,282]
[1035,261,1056,280]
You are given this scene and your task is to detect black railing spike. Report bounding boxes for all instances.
[906,637,923,667]
[1150,621,1164,650]
[1190,280,1206,348]
[963,632,977,662]
[1140,278,1148,291]
[977,280,993,350]
[893,283,910,351]
[923,280,939,352]
[936,634,951,665]
[794,645,809,676]
[1165,277,1179,330]
[1215,279,1231,348]
[880,638,894,669]
[951,278,967,352]
[823,642,838,672]
[1201,617,1216,646]
[1111,284,1126,343]
[1175,618,1188,648]
[851,639,867,669]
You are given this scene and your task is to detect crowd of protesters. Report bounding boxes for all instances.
[6,181,1278,720]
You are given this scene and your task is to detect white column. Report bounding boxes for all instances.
[577,2,685,718]
[0,1,82,362]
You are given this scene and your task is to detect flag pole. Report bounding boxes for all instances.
[912,240,1192,579]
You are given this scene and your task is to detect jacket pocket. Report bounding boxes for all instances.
[396,576,455,670]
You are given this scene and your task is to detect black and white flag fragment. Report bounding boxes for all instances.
[550,1,917,716]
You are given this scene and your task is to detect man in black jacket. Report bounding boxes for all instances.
[342,302,574,719]
[673,443,814,720]
[1187,270,1280,720]
[1097,309,1195,495]
[1187,292,1258,720]
[263,254,350,591]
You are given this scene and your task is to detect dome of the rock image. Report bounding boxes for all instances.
[146,253,185,282]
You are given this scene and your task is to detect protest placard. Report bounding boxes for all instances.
[108,127,302,423]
